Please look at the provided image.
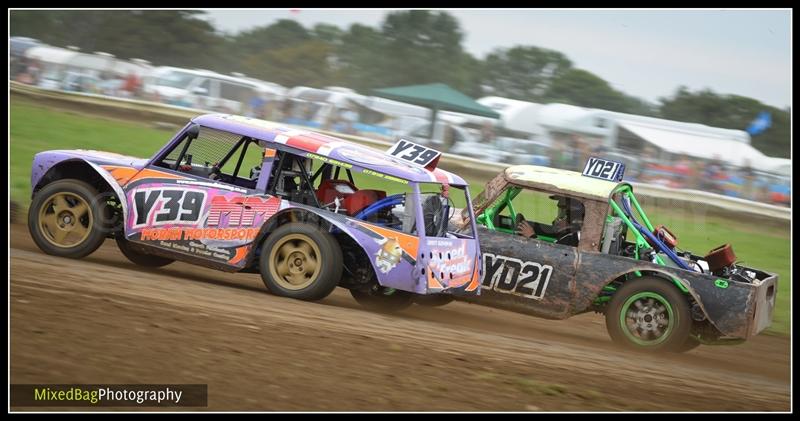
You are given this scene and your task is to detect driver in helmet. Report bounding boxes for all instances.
[516,196,584,246]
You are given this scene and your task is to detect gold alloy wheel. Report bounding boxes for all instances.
[268,233,322,290]
[37,192,93,248]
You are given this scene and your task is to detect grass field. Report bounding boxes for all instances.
[10,97,791,335]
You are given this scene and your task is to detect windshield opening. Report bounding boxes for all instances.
[418,183,474,239]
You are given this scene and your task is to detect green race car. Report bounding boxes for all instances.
[448,158,778,352]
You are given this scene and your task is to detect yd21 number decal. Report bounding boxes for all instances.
[481,253,553,299]
[132,188,206,228]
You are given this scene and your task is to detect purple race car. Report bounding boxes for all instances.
[27,114,482,310]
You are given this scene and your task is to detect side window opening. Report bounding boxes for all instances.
[154,126,264,190]
[495,187,585,246]
[266,151,320,207]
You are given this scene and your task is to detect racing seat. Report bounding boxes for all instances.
[315,179,386,216]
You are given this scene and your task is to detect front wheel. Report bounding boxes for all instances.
[350,286,414,313]
[28,179,108,259]
[259,223,343,301]
[605,276,692,352]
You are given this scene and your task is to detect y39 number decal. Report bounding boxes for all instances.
[481,253,553,299]
[386,139,441,167]
[132,188,206,228]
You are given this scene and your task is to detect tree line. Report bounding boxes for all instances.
[10,9,790,158]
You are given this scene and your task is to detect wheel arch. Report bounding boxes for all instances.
[599,268,720,335]
[31,158,127,212]
[32,159,127,223]
[241,206,380,280]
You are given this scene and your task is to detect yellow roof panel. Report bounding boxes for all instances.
[504,165,627,200]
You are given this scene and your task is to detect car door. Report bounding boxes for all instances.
[120,125,278,269]
[461,187,579,319]
[474,226,578,319]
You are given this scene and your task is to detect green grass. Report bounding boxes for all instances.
[10,97,791,335]
[11,98,175,203]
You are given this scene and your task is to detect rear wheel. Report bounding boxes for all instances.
[259,223,342,301]
[605,276,691,352]
[115,236,174,267]
[351,286,414,313]
[28,179,107,259]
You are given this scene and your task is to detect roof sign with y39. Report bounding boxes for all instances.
[386,139,442,171]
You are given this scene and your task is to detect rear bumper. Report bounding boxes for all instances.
[683,269,778,340]
[748,274,778,337]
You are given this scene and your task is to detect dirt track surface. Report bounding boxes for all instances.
[10,224,791,411]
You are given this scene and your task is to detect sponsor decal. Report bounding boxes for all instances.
[425,242,474,288]
[152,240,231,259]
[101,165,138,186]
[228,245,251,265]
[131,188,206,228]
[481,253,553,299]
[139,227,260,241]
[305,152,352,169]
[337,147,422,182]
[206,196,281,227]
[375,237,403,273]
[361,169,410,185]
[352,221,419,260]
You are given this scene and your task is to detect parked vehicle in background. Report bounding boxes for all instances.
[142,67,285,114]
[402,121,550,166]
[492,137,552,166]
[61,71,100,93]
[36,70,63,90]
[10,36,42,58]
[403,121,480,152]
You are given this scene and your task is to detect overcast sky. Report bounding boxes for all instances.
[202,9,791,109]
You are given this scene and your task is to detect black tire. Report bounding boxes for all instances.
[350,287,415,313]
[605,276,692,352]
[414,294,455,307]
[28,179,108,259]
[115,236,174,267]
[259,223,343,301]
